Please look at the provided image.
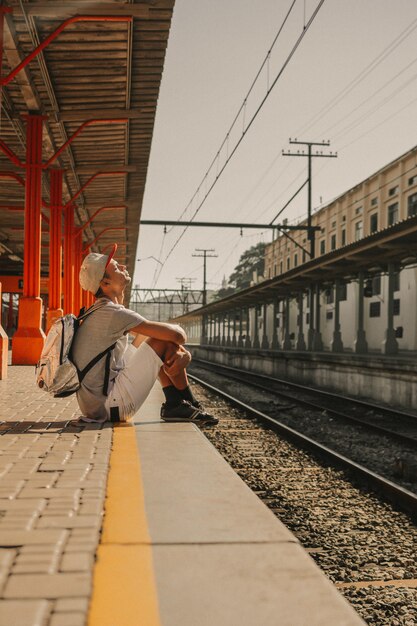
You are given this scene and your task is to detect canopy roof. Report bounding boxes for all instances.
[0,0,175,300]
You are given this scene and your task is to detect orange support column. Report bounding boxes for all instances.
[73,234,82,315]
[46,169,64,330]
[12,115,46,365]
[63,204,75,314]
[0,282,9,379]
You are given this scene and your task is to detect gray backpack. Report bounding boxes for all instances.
[35,303,115,398]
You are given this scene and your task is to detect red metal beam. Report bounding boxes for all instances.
[63,172,128,210]
[1,15,132,87]
[47,169,63,327]
[83,227,127,254]
[45,119,128,168]
[0,140,25,168]
[76,205,126,233]
[12,115,46,364]
[0,171,25,185]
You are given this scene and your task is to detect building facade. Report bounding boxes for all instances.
[262,146,417,352]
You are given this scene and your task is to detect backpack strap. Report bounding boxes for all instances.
[78,341,117,386]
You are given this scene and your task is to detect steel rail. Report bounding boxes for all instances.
[191,359,417,447]
[191,360,417,448]
[193,358,417,423]
[189,373,417,518]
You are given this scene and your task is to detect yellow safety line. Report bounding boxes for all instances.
[88,424,161,626]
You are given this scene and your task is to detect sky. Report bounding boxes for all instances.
[133,0,417,292]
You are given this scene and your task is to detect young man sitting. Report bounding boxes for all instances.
[72,244,218,425]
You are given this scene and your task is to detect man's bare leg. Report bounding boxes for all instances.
[131,335,217,423]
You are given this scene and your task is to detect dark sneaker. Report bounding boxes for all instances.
[161,400,219,425]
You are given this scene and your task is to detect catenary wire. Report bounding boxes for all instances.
[152,0,327,287]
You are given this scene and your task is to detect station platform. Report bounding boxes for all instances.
[0,365,365,625]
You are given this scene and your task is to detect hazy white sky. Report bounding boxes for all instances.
[134,0,417,291]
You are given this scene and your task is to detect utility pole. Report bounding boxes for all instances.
[282,139,337,259]
[192,248,218,306]
[176,277,197,314]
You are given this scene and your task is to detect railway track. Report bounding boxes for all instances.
[191,382,417,626]
[189,362,417,518]
[192,359,417,447]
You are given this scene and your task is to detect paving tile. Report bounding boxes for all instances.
[0,498,46,511]
[18,487,82,499]
[0,511,38,530]
[49,612,85,626]
[60,552,93,573]
[0,599,51,626]
[0,529,68,547]
[54,597,89,612]
[16,551,58,564]
[0,549,16,593]
[37,516,100,529]
[69,528,101,541]
[12,561,56,574]
[78,502,103,515]
[3,573,91,598]
[0,480,25,498]
[63,542,98,555]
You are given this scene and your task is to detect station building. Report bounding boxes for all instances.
[176,145,417,409]
[262,145,417,352]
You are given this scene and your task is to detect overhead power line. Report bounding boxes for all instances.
[153,0,327,286]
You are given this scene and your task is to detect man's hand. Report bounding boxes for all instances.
[163,346,191,377]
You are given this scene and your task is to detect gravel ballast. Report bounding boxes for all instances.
[193,382,417,626]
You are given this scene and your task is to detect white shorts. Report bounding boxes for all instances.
[104,341,163,421]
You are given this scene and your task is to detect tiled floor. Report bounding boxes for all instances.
[0,366,111,626]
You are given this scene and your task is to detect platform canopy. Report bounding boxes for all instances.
[175,213,417,318]
[0,0,175,301]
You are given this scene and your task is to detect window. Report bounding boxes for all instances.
[342,215,346,222]
[331,234,336,250]
[306,313,310,324]
[341,229,346,246]
[370,302,381,317]
[339,283,347,301]
[388,202,399,226]
[286,257,290,270]
[393,299,400,316]
[370,213,378,233]
[280,261,283,274]
[388,185,399,197]
[302,250,306,263]
[331,220,336,228]
[408,192,417,217]
[354,220,363,241]
[355,206,363,215]
[408,175,417,186]
[371,197,378,207]
[294,253,298,267]
[273,264,277,276]
[320,240,326,255]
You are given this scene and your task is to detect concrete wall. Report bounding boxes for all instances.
[190,345,417,411]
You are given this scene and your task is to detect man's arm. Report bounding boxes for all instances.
[129,320,187,345]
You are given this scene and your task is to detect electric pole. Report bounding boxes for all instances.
[192,248,217,306]
[282,139,337,259]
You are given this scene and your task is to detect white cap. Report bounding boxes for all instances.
[79,243,117,294]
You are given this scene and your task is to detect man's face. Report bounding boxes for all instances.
[104,259,131,290]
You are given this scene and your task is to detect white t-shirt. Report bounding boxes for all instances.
[72,298,145,419]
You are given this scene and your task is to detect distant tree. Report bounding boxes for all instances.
[228,242,266,290]
[213,242,266,300]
